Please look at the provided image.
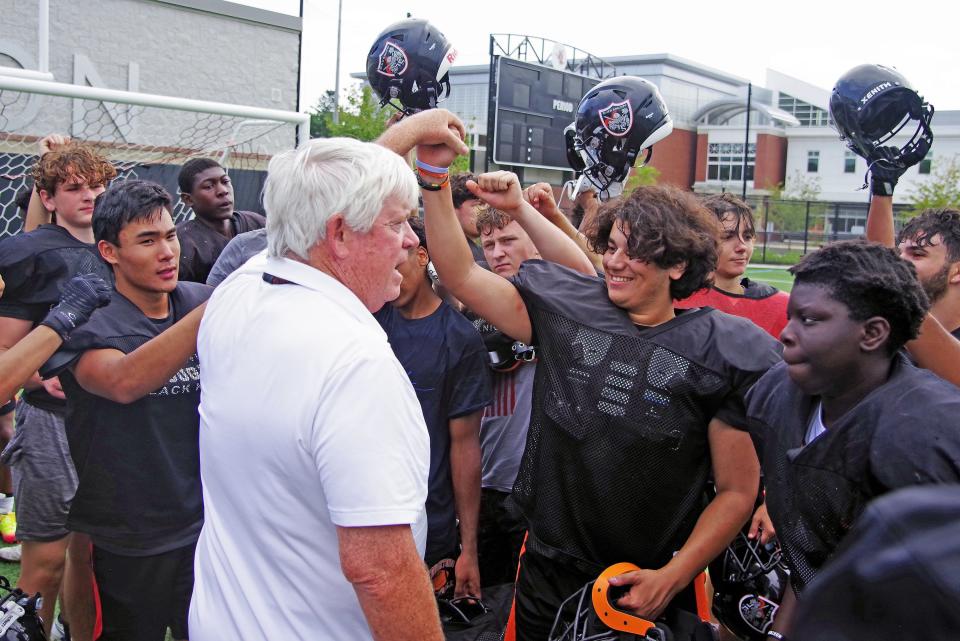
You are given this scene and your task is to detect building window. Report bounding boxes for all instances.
[707,142,756,182]
[807,150,820,173]
[844,151,856,173]
[778,93,831,127]
[918,158,932,174]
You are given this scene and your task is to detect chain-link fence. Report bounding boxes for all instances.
[743,197,916,265]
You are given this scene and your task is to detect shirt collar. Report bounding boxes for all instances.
[239,255,379,328]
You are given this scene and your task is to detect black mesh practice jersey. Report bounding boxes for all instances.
[509,260,782,572]
[54,281,212,556]
[746,356,960,594]
[176,211,266,284]
[0,224,113,411]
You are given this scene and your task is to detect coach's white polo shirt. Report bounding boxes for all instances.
[189,255,429,641]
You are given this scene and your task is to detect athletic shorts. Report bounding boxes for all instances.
[0,399,77,541]
[93,541,196,641]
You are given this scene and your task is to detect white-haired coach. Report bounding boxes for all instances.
[188,111,469,641]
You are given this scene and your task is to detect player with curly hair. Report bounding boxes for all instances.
[0,137,117,638]
[422,160,781,639]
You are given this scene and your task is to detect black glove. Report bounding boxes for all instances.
[867,146,910,197]
[41,274,112,341]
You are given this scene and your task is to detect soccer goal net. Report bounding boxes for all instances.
[0,74,309,238]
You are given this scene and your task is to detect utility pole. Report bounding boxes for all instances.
[742,82,752,199]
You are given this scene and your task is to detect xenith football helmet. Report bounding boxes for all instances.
[829,64,934,172]
[709,531,788,641]
[564,76,673,201]
[0,577,45,641]
[365,18,457,115]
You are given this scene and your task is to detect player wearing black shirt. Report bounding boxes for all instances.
[374,217,490,598]
[175,158,265,283]
[50,180,211,641]
[745,241,960,638]
[0,141,116,637]
[422,166,780,640]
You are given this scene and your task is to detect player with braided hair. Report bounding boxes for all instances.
[746,240,960,638]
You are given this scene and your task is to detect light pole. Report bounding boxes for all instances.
[333,0,343,125]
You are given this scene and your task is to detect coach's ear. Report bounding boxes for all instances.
[860,316,891,353]
[324,213,350,259]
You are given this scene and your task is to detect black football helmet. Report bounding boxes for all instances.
[0,577,46,641]
[709,532,788,641]
[564,76,673,201]
[829,64,934,172]
[365,18,457,115]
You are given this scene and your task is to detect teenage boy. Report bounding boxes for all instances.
[0,141,116,638]
[51,180,211,641]
[375,216,490,598]
[745,240,960,637]
[676,194,789,338]
[176,158,265,283]
[422,160,780,639]
[471,204,541,587]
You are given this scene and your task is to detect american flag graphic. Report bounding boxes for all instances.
[484,369,519,418]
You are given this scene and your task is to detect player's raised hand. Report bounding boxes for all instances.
[38,133,71,156]
[467,171,524,214]
[380,108,469,162]
[523,182,563,223]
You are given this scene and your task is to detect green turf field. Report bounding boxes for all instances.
[0,546,18,586]
[746,265,795,292]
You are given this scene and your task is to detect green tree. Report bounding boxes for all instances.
[307,90,336,139]
[621,164,661,195]
[908,155,960,214]
[765,171,824,233]
[309,85,388,142]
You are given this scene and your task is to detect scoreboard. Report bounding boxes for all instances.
[491,57,600,171]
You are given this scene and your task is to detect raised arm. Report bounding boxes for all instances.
[415,127,533,343]
[469,173,594,277]
[375,109,469,158]
[524,182,603,272]
[24,134,71,232]
[421,185,532,344]
[72,301,206,404]
[865,195,895,248]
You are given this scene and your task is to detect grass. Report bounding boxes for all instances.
[746,265,795,292]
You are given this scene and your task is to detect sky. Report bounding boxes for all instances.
[285,0,960,114]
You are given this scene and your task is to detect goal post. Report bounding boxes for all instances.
[0,74,310,236]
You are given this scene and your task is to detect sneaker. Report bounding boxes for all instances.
[0,544,20,563]
[50,615,70,641]
[0,512,15,544]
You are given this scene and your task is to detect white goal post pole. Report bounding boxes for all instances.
[0,75,311,147]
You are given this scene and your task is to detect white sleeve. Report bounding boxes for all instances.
[311,346,430,528]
